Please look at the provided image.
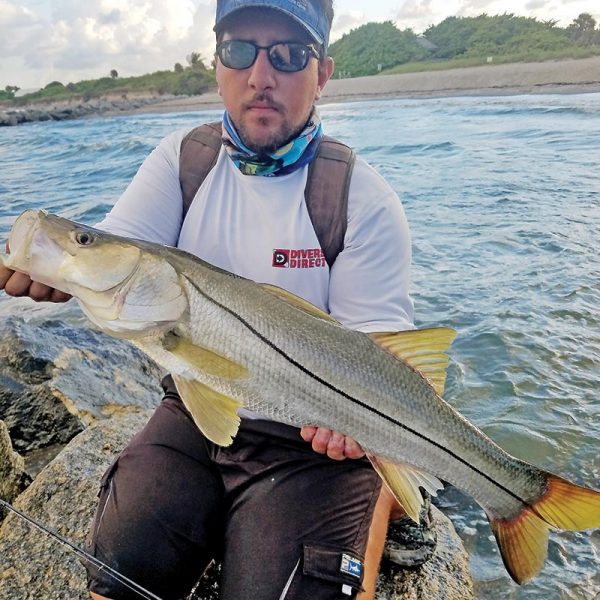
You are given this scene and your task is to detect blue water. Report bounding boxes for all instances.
[1,93,599,599]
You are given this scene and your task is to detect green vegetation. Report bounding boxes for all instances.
[2,57,215,107]
[2,12,599,102]
[329,21,429,77]
[329,13,600,78]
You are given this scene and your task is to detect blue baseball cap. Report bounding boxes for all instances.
[215,0,330,49]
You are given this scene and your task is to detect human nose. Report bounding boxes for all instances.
[247,48,276,91]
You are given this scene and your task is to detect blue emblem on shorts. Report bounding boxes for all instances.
[340,553,362,578]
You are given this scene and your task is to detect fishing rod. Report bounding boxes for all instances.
[0,498,164,600]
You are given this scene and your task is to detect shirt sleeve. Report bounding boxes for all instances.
[95,129,189,245]
[328,158,414,333]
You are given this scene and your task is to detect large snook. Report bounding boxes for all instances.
[3,209,599,584]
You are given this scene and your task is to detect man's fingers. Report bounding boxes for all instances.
[3,271,35,297]
[300,425,318,443]
[0,265,13,290]
[326,430,346,461]
[343,436,365,459]
[49,288,71,303]
[1,270,71,303]
[301,426,365,461]
[310,427,332,455]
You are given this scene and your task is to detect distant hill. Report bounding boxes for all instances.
[329,13,600,78]
[0,58,215,105]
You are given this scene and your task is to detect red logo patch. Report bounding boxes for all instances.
[273,248,326,269]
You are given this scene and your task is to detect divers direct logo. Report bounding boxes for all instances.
[272,248,327,269]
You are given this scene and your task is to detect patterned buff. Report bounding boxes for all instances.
[221,109,323,176]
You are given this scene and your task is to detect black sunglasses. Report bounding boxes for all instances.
[216,40,320,73]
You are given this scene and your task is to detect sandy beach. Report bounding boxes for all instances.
[136,55,600,115]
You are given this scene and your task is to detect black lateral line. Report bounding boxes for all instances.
[191,282,532,508]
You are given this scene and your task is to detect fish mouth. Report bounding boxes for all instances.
[4,210,72,295]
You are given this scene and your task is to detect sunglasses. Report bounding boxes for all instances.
[216,40,320,73]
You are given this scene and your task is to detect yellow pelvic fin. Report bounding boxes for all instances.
[172,375,241,447]
[489,473,600,585]
[164,332,248,380]
[369,327,457,396]
[367,454,443,523]
[260,284,340,324]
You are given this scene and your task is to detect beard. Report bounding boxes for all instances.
[235,94,313,156]
[236,116,297,156]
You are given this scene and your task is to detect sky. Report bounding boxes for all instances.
[1,0,598,91]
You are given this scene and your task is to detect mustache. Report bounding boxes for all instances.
[242,93,283,112]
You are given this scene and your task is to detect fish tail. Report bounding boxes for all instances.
[490,473,600,584]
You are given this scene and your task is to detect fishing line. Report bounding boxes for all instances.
[0,498,164,600]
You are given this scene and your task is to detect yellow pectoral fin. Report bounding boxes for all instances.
[367,454,443,523]
[172,375,241,447]
[369,327,457,396]
[260,284,340,324]
[164,332,248,380]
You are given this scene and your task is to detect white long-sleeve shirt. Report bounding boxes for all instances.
[98,128,414,333]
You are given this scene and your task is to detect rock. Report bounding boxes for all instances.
[0,411,152,600]
[376,506,474,599]
[0,409,473,600]
[0,420,30,508]
[0,317,162,463]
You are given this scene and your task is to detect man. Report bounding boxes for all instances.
[0,1,429,598]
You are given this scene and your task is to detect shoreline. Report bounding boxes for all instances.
[2,56,599,124]
[126,55,600,115]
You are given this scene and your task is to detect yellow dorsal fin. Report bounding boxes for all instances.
[172,375,241,446]
[260,284,339,324]
[369,327,457,396]
[367,454,443,523]
[164,332,248,380]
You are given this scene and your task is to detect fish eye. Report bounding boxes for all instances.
[75,231,95,246]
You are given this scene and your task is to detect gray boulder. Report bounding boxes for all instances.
[0,419,29,508]
[0,317,162,465]
[0,411,473,600]
[0,411,152,599]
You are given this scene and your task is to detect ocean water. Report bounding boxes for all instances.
[1,93,599,599]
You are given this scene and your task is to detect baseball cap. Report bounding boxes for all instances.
[215,0,330,49]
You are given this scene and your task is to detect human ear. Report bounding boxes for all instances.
[315,56,334,101]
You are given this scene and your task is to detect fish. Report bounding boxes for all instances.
[2,209,600,585]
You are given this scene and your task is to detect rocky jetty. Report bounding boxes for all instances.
[0,316,474,599]
[0,95,180,127]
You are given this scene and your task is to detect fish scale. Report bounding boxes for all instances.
[3,209,600,586]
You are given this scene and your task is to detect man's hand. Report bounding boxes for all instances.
[0,242,71,303]
[300,426,365,461]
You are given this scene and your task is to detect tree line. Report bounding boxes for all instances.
[329,13,600,78]
[2,12,599,102]
[0,53,215,104]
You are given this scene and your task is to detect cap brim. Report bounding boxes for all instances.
[215,1,325,46]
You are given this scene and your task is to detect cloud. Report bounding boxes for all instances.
[330,10,369,42]
[1,0,597,89]
[1,0,217,88]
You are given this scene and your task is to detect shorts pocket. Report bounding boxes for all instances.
[302,542,364,595]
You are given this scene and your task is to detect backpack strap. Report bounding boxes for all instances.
[304,136,355,269]
[180,121,223,218]
[178,123,355,269]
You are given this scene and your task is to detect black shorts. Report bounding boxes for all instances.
[86,377,381,600]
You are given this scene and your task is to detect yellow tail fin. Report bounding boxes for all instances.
[490,474,600,584]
